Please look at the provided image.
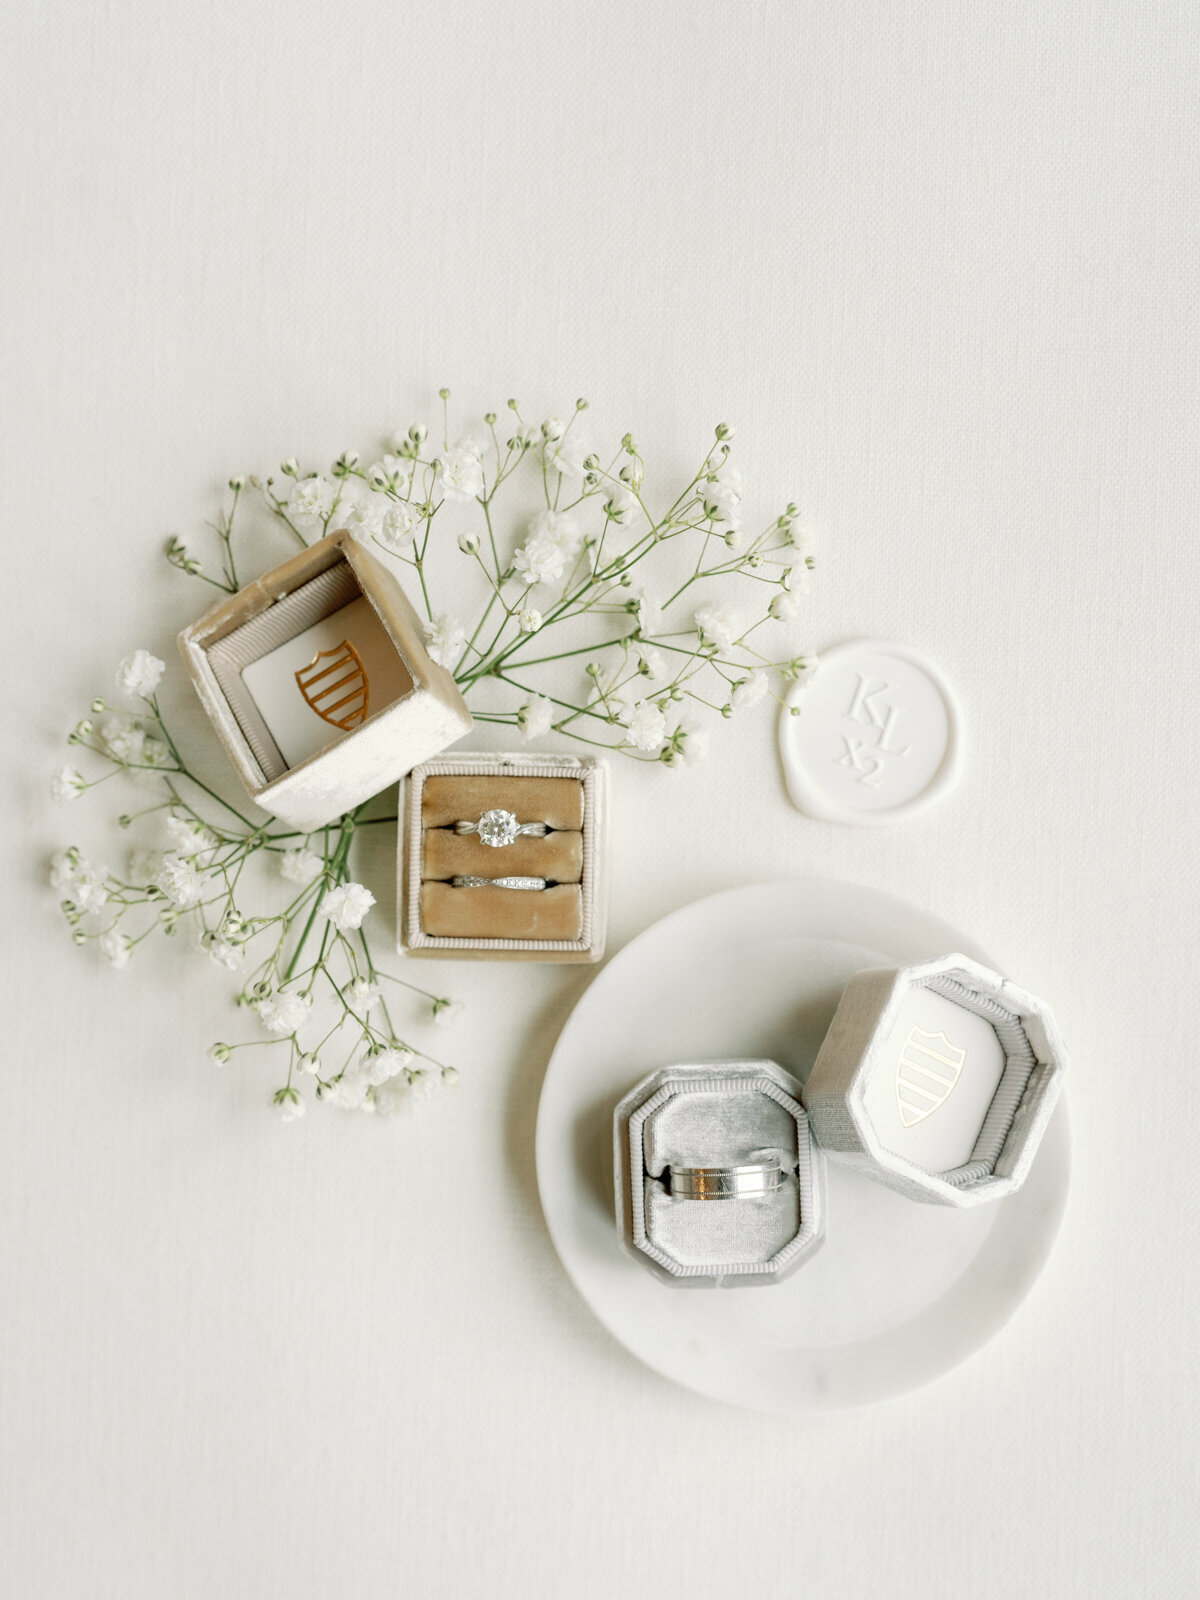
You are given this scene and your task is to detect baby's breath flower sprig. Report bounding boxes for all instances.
[49,655,462,1121]
[161,398,820,765]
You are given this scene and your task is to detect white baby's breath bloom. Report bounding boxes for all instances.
[366,454,412,492]
[544,434,588,478]
[127,847,163,887]
[288,475,335,524]
[781,652,819,684]
[432,998,463,1029]
[156,853,204,909]
[164,815,209,857]
[517,695,554,741]
[630,587,665,635]
[622,700,667,753]
[279,846,323,884]
[781,517,816,558]
[541,416,566,441]
[297,1053,322,1076]
[49,851,76,892]
[699,477,741,528]
[528,509,583,558]
[337,492,384,543]
[434,443,484,502]
[423,614,466,669]
[324,1067,372,1111]
[730,671,769,710]
[517,607,543,633]
[320,881,375,931]
[769,591,800,621]
[410,1069,440,1100]
[138,736,172,769]
[694,603,741,650]
[275,1088,306,1123]
[603,485,640,524]
[72,860,110,913]
[98,929,131,968]
[255,991,312,1035]
[100,717,147,764]
[512,537,566,587]
[116,650,165,699]
[203,934,242,971]
[377,500,419,551]
[787,562,813,596]
[362,1046,413,1087]
[51,765,85,802]
[347,977,381,1012]
[665,718,710,767]
[634,644,666,681]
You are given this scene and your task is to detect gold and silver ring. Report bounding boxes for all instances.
[454,807,550,848]
[668,1164,784,1201]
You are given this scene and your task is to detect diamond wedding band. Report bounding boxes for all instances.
[454,808,550,848]
[668,1164,784,1201]
[451,875,547,890]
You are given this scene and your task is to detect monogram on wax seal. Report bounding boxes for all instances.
[778,638,961,824]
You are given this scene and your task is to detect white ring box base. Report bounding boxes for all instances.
[177,531,473,832]
[614,1062,825,1286]
[801,952,1068,1207]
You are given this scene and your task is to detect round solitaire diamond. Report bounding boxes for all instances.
[477,808,519,848]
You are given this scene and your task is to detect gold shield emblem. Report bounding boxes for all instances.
[295,641,370,730]
[895,1026,966,1128]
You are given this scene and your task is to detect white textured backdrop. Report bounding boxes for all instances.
[3,2,1198,1596]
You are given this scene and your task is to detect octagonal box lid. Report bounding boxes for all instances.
[614,1061,825,1287]
[801,953,1068,1207]
[178,530,473,832]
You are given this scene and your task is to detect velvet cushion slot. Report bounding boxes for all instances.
[420,882,584,941]
[421,828,583,883]
[420,774,585,831]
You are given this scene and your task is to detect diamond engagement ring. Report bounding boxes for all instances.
[454,808,550,848]
[668,1164,784,1201]
[451,875,547,890]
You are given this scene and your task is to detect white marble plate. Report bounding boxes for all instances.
[534,880,1071,1413]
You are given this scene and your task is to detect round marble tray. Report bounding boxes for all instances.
[534,880,1071,1413]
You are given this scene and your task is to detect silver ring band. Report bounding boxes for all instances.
[451,875,547,890]
[453,807,550,848]
[668,1164,784,1201]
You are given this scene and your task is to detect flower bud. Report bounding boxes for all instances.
[228,475,246,491]
[575,398,588,412]
[438,387,450,401]
[457,531,480,555]
[71,927,88,946]
[208,1042,232,1065]
[298,1053,322,1075]
[541,416,565,441]
[281,457,299,477]
[408,424,427,444]
[91,699,107,714]
[715,423,734,441]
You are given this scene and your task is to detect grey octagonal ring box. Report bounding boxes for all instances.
[614,1061,825,1288]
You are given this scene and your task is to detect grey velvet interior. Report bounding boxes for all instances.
[206,562,362,784]
[642,1084,801,1270]
[921,973,1037,1188]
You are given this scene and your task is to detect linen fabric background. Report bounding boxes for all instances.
[2,3,1198,1596]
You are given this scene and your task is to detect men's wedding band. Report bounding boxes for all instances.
[454,807,549,847]
[451,875,547,891]
[668,1164,784,1201]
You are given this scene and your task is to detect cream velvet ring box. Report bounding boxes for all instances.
[177,531,473,832]
[801,953,1068,1208]
[614,1062,825,1287]
[398,751,608,963]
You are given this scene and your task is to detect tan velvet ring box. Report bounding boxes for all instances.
[399,752,608,962]
[177,531,473,832]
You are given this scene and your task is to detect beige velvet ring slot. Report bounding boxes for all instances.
[420,774,585,832]
[420,882,584,941]
[421,828,583,883]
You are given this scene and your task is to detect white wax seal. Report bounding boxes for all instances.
[779,639,961,824]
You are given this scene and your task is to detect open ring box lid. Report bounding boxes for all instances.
[801,952,1069,1207]
[613,1061,825,1287]
[177,530,473,832]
